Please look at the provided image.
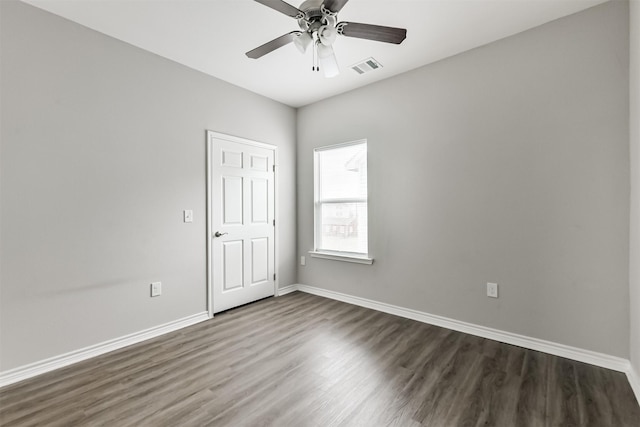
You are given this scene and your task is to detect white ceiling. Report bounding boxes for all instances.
[23,0,609,107]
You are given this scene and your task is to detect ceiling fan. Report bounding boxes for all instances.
[246,0,407,78]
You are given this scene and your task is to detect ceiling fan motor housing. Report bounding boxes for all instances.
[297,0,338,43]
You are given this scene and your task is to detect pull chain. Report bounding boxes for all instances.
[313,40,317,71]
[311,34,319,72]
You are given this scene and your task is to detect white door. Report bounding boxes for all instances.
[210,134,275,313]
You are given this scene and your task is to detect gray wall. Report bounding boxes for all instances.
[630,0,640,381]
[0,0,297,371]
[297,1,630,357]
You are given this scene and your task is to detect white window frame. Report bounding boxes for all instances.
[310,139,373,264]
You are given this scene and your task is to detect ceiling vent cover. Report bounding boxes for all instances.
[351,57,383,75]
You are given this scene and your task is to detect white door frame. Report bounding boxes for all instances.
[206,130,279,318]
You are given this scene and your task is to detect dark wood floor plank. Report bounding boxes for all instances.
[480,363,522,426]
[515,350,549,427]
[379,329,463,426]
[573,362,614,427]
[601,366,640,426]
[454,353,507,427]
[546,357,582,427]
[1,291,639,426]
[415,334,485,425]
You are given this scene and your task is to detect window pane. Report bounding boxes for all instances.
[319,202,368,254]
[318,143,367,200]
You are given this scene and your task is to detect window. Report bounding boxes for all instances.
[311,140,372,264]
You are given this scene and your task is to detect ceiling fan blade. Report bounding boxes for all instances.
[337,22,407,44]
[246,31,301,59]
[317,43,340,78]
[322,0,349,14]
[254,0,304,18]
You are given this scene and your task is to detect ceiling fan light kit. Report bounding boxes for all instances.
[293,31,313,53]
[318,24,337,46]
[247,0,407,78]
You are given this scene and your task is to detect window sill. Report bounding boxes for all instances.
[308,251,374,265]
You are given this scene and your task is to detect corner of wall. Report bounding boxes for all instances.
[629,0,640,404]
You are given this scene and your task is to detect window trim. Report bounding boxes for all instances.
[313,139,372,263]
[308,250,374,265]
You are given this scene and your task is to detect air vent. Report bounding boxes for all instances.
[351,57,383,75]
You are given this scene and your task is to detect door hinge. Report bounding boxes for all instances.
[273,165,276,172]
[273,219,275,226]
[273,273,276,281]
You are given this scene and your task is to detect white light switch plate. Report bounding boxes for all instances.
[183,210,193,223]
[487,282,498,298]
[151,282,162,297]
[301,256,306,266]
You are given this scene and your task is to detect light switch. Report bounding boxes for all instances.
[151,282,162,297]
[487,282,498,298]
[184,210,193,223]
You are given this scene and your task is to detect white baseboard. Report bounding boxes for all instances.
[0,312,209,388]
[277,284,298,296]
[2,285,634,392]
[628,365,640,404]
[295,284,630,373]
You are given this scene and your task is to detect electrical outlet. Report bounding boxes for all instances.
[151,282,162,297]
[183,210,193,223]
[487,282,498,298]
[301,256,306,266]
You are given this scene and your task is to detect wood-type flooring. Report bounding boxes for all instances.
[1,291,639,426]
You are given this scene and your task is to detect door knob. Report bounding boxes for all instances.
[214,231,228,238]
